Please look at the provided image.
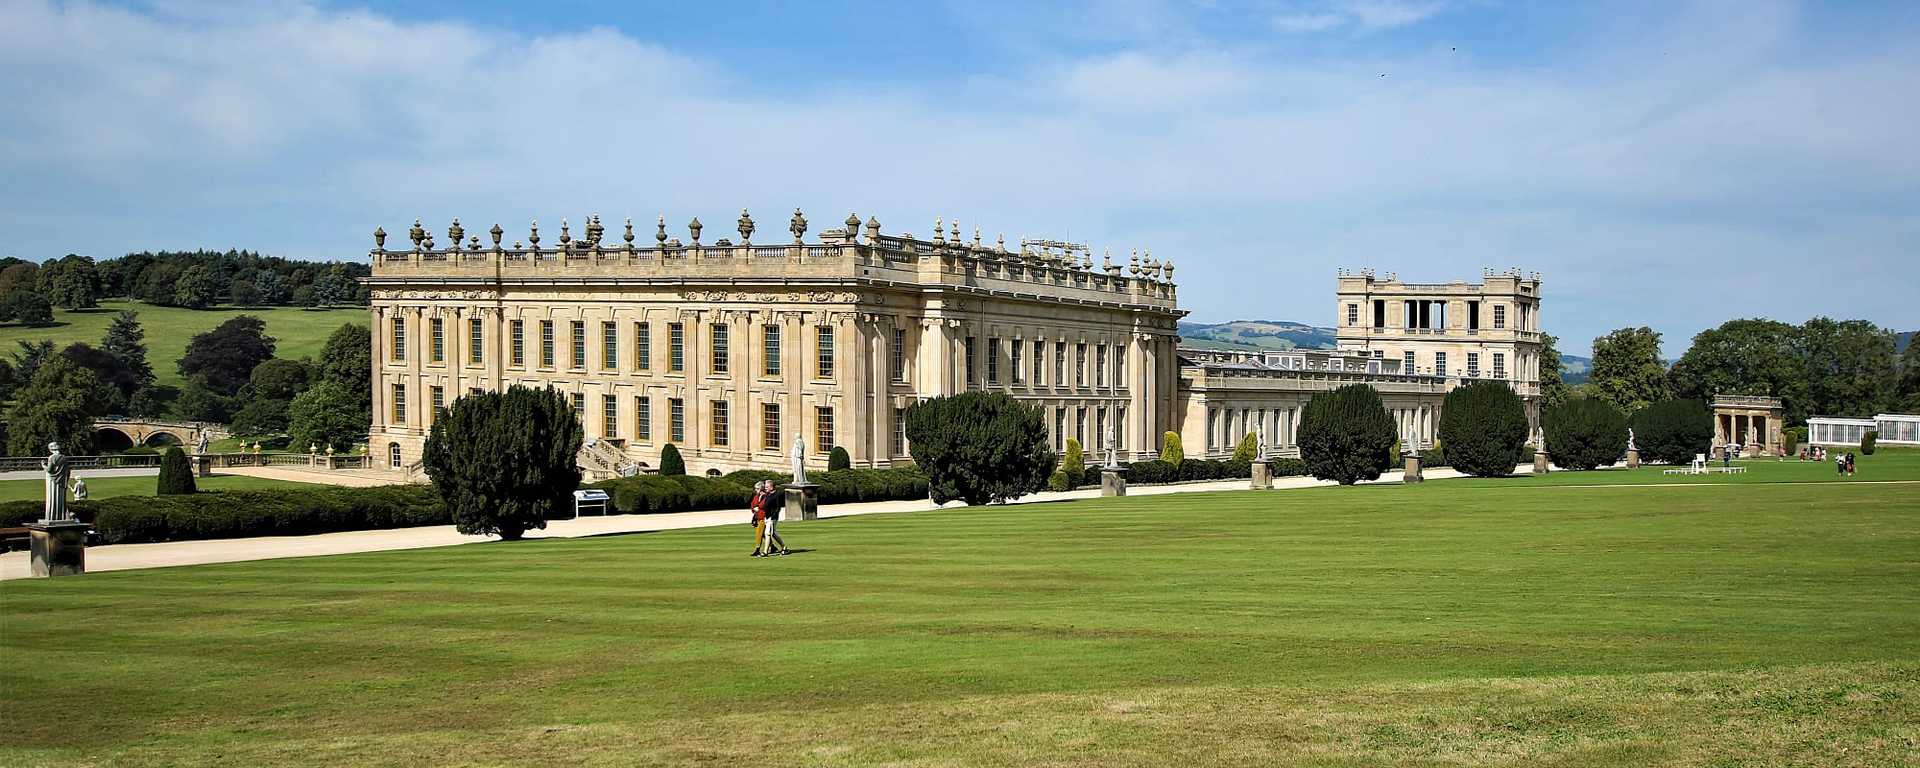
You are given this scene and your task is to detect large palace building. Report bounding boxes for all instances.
[365,212,1184,476]
[366,213,1545,476]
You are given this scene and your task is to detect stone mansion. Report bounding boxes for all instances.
[365,212,1543,476]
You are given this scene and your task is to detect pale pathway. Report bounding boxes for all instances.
[0,466,1505,581]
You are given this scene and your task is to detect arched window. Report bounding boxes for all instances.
[388,443,403,469]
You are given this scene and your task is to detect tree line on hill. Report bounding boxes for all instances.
[1583,318,1919,425]
[0,250,368,323]
[0,311,371,456]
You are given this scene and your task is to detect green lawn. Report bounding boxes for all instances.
[0,299,363,389]
[0,473,321,503]
[2,461,1916,765]
[1499,445,1920,487]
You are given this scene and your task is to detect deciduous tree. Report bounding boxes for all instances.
[1589,327,1671,414]
[179,315,276,396]
[286,381,366,453]
[5,356,115,456]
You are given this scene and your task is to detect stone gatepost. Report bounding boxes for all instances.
[1403,451,1423,484]
[784,483,819,521]
[1101,467,1127,496]
[1250,461,1271,490]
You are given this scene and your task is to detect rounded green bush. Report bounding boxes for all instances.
[828,446,852,471]
[1629,399,1714,464]
[659,444,685,476]
[1298,384,1399,485]
[156,446,197,495]
[1861,430,1877,455]
[1435,381,1529,477]
[1543,398,1629,471]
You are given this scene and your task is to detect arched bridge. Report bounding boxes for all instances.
[92,417,232,452]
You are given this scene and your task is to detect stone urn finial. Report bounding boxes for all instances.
[933,217,945,244]
[865,215,880,241]
[623,217,635,245]
[373,226,387,250]
[448,218,464,246]
[1129,248,1140,275]
[489,223,503,248]
[529,219,541,247]
[737,208,754,244]
[789,208,808,244]
[973,227,982,249]
[997,233,1006,252]
[559,218,571,245]
[689,216,703,244]
[845,212,860,239]
[655,214,668,245]
[1164,259,1175,281]
[409,218,425,249]
[1103,248,1113,271]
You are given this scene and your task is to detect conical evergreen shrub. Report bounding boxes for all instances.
[1436,381,1529,477]
[1297,384,1398,485]
[1160,431,1184,466]
[1544,397,1628,471]
[829,446,851,471]
[1062,438,1085,486]
[659,444,685,476]
[156,445,197,495]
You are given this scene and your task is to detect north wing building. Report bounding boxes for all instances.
[365,213,1183,476]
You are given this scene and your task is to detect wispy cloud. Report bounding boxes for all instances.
[1272,0,1451,34]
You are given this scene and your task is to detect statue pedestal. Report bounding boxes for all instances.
[1626,448,1640,469]
[1250,461,1271,490]
[1534,451,1551,475]
[27,520,87,578]
[783,483,819,521]
[195,456,211,478]
[1100,469,1126,497]
[1403,453,1423,484]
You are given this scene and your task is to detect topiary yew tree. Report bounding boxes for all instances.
[1543,397,1628,471]
[1861,430,1877,455]
[828,446,852,471]
[659,444,685,476]
[905,391,1055,506]
[1231,432,1258,462]
[1161,431,1184,466]
[1435,381,1529,477]
[1062,438,1086,486]
[1629,398,1714,464]
[1298,384,1399,485]
[156,445,197,495]
[423,385,582,541]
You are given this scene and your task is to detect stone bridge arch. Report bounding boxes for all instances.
[90,418,232,453]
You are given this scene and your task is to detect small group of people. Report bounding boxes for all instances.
[1835,450,1858,477]
[1801,445,1831,462]
[748,480,791,557]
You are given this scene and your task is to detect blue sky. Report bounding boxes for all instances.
[2,0,1916,357]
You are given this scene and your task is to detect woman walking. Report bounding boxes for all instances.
[749,483,771,557]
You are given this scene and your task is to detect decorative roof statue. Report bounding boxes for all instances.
[737,208,754,244]
[489,223,503,249]
[373,226,386,250]
[467,236,481,251]
[558,218,571,245]
[586,214,604,247]
[845,212,861,240]
[789,208,808,244]
[1129,248,1140,275]
[933,217,946,244]
[408,218,425,249]
[448,218,464,247]
[622,217,635,247]
[973,227,983,249]
[655,214,667,245]
[1102,248,1113,272]
[688,216,703,244]
[529,219,540,248]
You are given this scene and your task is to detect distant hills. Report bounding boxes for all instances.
[1178,319,1593,381]
[1900,331,1915,354]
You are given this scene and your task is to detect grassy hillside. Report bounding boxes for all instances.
[1177,319,1336,351]
[0,473,319,503]
[3,453,1915,765]
[0,300,363,388]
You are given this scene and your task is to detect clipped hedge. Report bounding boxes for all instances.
[1862,430,1878,455]
[56,485,449,545]
[1123,458,1254,484]
[593,467,929,515]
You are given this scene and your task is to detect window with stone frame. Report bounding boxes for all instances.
[391,382,407,423]
[669,323,685,373]
[711,323,729,374]
[468,317,484,365]
[636,322,651,371]
[570,321,586,369]
[815,325,834,379]
[815,406,834,452]
[391,317,406,361]
[602,394,618,438]
[636,396,652,441]
[510,320,524,366]
[430,318,444,363]
[711,400,729,446]
[601,322,618,370]
[763,324,781,376]
[669,398,685,442]
[540,320,555,368]
[762,402,780,450]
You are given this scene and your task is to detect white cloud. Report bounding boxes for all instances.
[1341,0,1449,30]
[1272,12,1347,33]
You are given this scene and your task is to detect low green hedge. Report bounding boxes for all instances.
[1124,458,1255,484]
[593,467,929,515]
[3,486,448,545]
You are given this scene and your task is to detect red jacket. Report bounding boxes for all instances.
[750,491,768,523]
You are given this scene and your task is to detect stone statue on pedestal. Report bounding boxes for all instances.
[1627,428,1636,452]
[71,476,88,502]
[194,433,210,455]
[1104,414,1120,469]
[790,434,808,486]
[42,442,70,523]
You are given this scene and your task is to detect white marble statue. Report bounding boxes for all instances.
[43,442,70,522]
[790,434,807,485]
[1627,427,1636,452]
[194,433,210,456]
[71,476,88,502]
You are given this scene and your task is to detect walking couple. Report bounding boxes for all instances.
[749,480,790,557]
